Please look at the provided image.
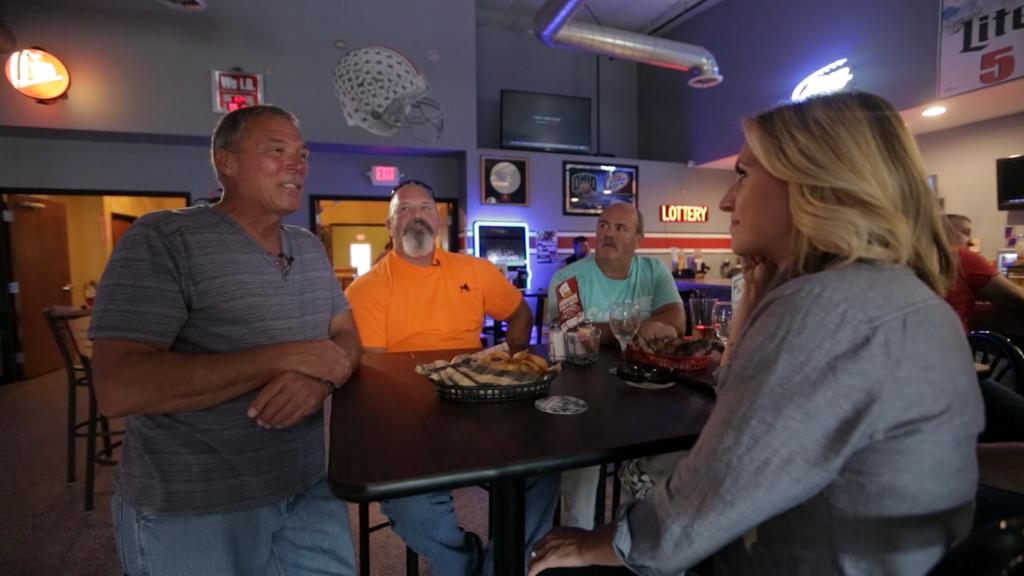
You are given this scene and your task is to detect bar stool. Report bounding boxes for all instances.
[357,502,418,576]
[80,356,123,512]
[43,306,95,486]
[43,306,123,511]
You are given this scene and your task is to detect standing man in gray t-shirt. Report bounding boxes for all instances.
[89,105,361,576]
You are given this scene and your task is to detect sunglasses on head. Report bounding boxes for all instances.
[391,179,435,198]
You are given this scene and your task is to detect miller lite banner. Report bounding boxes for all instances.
[939,0,1024,98]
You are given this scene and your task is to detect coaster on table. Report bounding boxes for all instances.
[535,396,588,415]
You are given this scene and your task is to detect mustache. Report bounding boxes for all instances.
[601,239,618,248]
[402,218,434,235]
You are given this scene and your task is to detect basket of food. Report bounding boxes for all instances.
[414,344,561,403]
[626,338,722,372]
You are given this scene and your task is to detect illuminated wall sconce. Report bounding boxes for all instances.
[5,47,70,104]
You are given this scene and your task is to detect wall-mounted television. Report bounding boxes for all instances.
[501,89,591,154]
[998,156,1024,211]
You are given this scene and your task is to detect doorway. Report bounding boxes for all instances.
[0,189,190,383]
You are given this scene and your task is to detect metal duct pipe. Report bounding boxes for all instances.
[533,0,722,88]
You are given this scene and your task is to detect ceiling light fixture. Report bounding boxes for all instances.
[922,106,947,116]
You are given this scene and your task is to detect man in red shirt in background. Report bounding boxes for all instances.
[943,214,1024,331]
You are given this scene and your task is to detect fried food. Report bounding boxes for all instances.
[513,350,549,374]
[479,351,511,364]
[476,350,550,375]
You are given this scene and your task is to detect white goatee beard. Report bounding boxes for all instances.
[402,227,434,259]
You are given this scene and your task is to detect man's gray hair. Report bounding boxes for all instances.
[210,105,299,183]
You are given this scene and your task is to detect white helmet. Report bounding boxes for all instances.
[333,45,444,141]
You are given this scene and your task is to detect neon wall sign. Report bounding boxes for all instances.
[791,58,853,102]
[660,205,709,223]
[5,48,70,103]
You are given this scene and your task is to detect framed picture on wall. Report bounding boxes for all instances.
[481,156,529,206]
[563,161,638,216]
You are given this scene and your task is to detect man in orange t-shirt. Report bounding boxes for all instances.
[345,180,555,575]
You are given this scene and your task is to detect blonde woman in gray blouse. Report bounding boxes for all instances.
[527,91,984,576]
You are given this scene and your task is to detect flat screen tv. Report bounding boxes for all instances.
[501,90,591,154]
[998,156,1024,211]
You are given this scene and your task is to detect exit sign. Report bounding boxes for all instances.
[660,205,709,222]
[212,70,263,113]
[368,165,402,186]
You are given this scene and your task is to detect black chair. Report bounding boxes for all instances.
[78,356,123,512]
[44,306,123,511]
[927,517,1024,576]
[969,331,1024,394]
[593,462,623,526]
[43,306,98,486]
[356,502,418,576]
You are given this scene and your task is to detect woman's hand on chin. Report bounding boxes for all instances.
[739,256,779,308]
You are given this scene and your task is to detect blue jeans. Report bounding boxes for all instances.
[381,473,560,576]
[112,479,356,576]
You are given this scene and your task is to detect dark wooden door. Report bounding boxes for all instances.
[8,194,72,379]
[111,213,136,247]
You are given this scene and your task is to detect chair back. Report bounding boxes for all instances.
[43,306,92,374]
[927,518,1024,576]
[969,331,1024,395]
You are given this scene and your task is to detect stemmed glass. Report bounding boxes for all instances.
[712,301,733,346]
[609,302,642,365]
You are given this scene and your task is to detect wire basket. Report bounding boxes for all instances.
[626,347,711,372]
[432,379,552,403]
[415,348,561,403]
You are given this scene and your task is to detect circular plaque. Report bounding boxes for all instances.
[489,161,522,195]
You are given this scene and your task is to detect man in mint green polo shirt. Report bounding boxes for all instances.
[547,202,686,530]
[547,202,685,344]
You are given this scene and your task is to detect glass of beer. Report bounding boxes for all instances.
[689,298,717,339]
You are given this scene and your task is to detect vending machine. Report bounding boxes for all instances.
[473,221,531,290]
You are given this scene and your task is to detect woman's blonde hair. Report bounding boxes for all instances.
[743,91,954,295]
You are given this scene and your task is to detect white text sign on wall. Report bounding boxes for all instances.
[660,205,709,222]
[211,70,264,113]
[939,0,1024,98]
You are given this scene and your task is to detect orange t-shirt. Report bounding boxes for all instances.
[345,249,523,353]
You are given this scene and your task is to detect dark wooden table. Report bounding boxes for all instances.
[328,346,717,576]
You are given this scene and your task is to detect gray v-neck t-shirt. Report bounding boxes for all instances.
[90,205,349,516]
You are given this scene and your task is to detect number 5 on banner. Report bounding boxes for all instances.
[981,46,1015,84]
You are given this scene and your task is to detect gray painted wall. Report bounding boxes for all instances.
[917,111,1024,260]
[476,24,638,159]
[470,148,735,293]
[0,0,477,152]
[0,135,462,229]
[639,0,941,164]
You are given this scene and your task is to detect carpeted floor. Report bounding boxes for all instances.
[0,370,496,576]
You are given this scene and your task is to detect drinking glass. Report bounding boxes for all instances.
[712,301,733,346]
[609,302,642,364]
[689,297,718,339]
